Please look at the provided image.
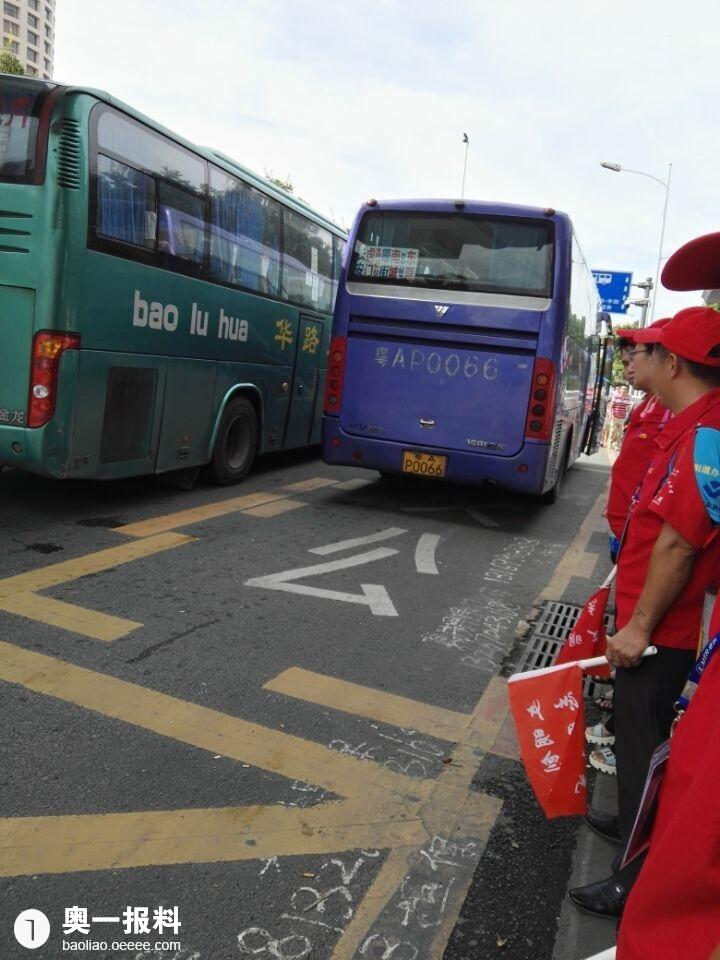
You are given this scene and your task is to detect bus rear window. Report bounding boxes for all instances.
[349,211,554,297]
[0,78,53,183]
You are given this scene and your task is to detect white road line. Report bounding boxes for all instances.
[309,527,407,555]
[466,508,500,529]
[415,533,441,575]
[245,547,399,616]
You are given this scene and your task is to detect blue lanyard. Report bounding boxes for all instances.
[675,632,720,714]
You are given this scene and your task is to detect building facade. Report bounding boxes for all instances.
[3,0,54,79]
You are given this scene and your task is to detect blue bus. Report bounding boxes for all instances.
[321,199,605,500]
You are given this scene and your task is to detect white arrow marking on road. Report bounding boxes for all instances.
[415,534,440,575]
[245,547,399,616]
[309,527,407,555]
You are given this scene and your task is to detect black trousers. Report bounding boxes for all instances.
[613,645,695,886]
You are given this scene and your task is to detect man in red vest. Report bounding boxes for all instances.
[605,321,671,546]
[569,305,720,919]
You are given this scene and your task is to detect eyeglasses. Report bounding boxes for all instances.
[628,349,650,359]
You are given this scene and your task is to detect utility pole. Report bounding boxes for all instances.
[630,277,653,328]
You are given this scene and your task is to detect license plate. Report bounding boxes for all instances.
[402,451,447,478]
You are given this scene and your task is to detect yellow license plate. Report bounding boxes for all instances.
[402,451,447,478]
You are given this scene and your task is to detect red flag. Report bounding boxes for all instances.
[556,583,611,669]
[508,663,587,818]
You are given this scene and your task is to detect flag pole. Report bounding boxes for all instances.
[508,646,657,683]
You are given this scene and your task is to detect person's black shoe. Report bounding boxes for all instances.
[585,808,622,845]
[568,876,627,919]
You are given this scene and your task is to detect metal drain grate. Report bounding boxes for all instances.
[513,601,614,698]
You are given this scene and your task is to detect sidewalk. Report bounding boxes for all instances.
[552,772,618,959]
[554,448,618,959]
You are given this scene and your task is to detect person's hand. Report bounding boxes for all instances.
[606,622,651,668]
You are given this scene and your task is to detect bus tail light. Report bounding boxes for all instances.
[524,358,556,441]
[323,336,346,415]
[28,331,80,428]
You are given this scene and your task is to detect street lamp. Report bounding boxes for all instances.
[600,160,672,325]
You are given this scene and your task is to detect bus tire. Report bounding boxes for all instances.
[541,439,570,504]
[207,396,258,485]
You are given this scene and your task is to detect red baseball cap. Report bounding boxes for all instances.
[633,306,720,366]
[662,233,720,291]
[613,318,671,343]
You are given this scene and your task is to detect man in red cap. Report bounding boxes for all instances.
[613,239,720,956]
[569,305,720,918]
[605,321,671,547]
[583,322,672,783]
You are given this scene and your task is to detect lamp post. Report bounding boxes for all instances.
[600,160,672,326]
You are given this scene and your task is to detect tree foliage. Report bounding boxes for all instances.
[265,171,294,194]
[0,40,26,76]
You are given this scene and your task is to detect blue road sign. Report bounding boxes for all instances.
[592,270,633,314]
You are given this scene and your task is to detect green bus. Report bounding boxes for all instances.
[0,75,346,484]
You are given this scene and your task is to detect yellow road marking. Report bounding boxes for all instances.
[539,483,608,600]
[0,533,194,642]
[0,805,427,878]
[116,492,289,538]
[265,666,469,741]
[242,499,306,518]
[117,477,338,538]
[334,478,376,491]
[0,593,141,643]
[281,477,339,493]
[331,847,418,960]
[0,532,194,597]
[0,642,427,804]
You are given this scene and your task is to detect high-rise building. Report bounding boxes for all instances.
[2,0,54,79]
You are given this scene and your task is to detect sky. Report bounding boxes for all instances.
[53,0,720,322]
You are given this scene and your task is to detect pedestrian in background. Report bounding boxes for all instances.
[607,385,632,450]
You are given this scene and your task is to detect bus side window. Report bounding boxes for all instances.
[157,180,204,263]
[331,235,345,311]
[282,209,333,313]
[96,154,156,249]
[209,165,281,296]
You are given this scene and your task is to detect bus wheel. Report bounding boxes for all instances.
[208,396,258,485]
[541,439,570,504]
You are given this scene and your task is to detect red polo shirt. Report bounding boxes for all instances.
[618,653,720,959]
[616,388,720,651]
[606,395,671,538]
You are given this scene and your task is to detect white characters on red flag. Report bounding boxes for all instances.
[508,663,587,818]
[555,582,612,675]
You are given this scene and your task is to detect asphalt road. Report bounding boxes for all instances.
[0,448,611,960]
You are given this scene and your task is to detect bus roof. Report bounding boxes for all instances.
[355,198,570,225]
[1,73,344,238]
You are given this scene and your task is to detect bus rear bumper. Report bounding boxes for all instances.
[321,418,549,494]
[0,425,69,479]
